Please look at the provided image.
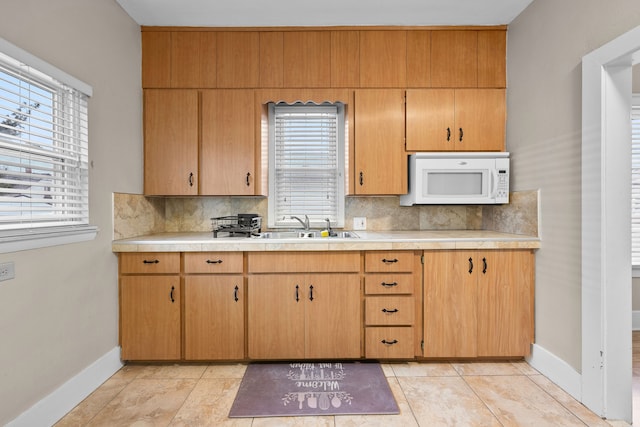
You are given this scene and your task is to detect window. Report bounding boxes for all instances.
[0,38,95,252]
[632,94,640,271]
[268,102,345,229]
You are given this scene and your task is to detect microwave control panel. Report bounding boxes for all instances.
[496,169,509,201]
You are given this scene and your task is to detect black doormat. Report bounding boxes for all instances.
[229,361,399,418]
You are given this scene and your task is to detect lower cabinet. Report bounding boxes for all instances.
[247,252,362,360]
[119,253,181,360]
[423,249,535,358]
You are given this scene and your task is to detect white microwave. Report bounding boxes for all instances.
[400,152,510,206]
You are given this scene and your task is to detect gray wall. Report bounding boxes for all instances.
[0,1,142,423]
[508,0,640,369]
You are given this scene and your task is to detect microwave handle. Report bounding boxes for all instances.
[490,169,498,198]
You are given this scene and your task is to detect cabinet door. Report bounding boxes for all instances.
[477,251,534,357]
[248,275,305,359]
[120,276,181,360]
[283,31,331,88]
[431,30,477,88]
[331,31,360,88]
[171,32,217,88]
[478,30,506,88]
[201,90,256,195]
[354,89,406,195]
[359,31,406,88]
[217,32,259,88]
[407,30,431,88]
[184,276,244,360]
[423,251,477,357]
[141,31,170,88]
[259,32,283,88]
[304,274,361,359]
[144,89,199,195]
[406,89,455,151]
[455,89,505,152]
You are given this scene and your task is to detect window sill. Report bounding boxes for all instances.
[0,225,99,254]
[633,266,640,278]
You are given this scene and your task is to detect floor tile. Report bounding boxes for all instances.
[335,377,418,427]
[170,378,250,426]
[464,375,586,426]
[398,376,501,426]
[54,378,130,427]
[451,361,523,376]
[85,378,197,426]
[390,361,457,377]
[134,363,208,379]
[201,363,247,379]
[251,416,335,426]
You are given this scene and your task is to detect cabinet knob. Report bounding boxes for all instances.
[382,258,398,264]
[359,171,364,186]
[482,257,487,274]
[170,285,175,303]
[382,308,399,314]
[246,172,251,186]
[188,172,194,187]
[381,339,398,345]
[234,285,239,302]
[459,127,464,142]
[206,259,223,264]
[143,259,159,264]
[381,281,398,288]
[447,127,451,141]
[468,257,473,274]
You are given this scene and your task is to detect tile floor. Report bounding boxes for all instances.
[54,357,631,427]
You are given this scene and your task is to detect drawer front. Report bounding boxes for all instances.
[365,296,415,325]
[184,252,243,274]
[120,252,180,274]
[365,251,414,273]
[365,327,414,359]
[248,251,360,273]
[365,274,414,295]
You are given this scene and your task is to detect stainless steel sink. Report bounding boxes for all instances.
[256,230,359,239]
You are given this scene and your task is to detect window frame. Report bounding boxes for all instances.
[632,93,640,276]
[0,37,96,253]
[267,102,346,230]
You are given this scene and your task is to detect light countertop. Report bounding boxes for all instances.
[112,230,540,252]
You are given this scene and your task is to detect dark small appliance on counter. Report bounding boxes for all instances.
[211,214,262,238]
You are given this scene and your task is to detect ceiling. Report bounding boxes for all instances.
[114,0,535,27]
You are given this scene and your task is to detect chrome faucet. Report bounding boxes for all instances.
[291,215,310,230]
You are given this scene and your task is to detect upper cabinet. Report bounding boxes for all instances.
[283,31,331,87]
[359,31,407,88]
[217,32,259,88]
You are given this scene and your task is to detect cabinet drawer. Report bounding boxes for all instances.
[120,252,180,274]
[365,296,415,325]
[365,251,414,273]
[365,274,414,295]
[365,327,414,359]
[184,252,243,273]
[248,251,360,273]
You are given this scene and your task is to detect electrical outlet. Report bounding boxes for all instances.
[353,217,367,230]
[0,262,15,281]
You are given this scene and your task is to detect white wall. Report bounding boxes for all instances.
[508,0,640,369]
[0,1,142,424]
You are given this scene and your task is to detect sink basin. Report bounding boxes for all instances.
[256,230,359,239]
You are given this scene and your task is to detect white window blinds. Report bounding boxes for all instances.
[0,49,90,233]
[632,99,640,266]
[268,103,345,229]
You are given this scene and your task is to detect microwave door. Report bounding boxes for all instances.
[421,169,490,203]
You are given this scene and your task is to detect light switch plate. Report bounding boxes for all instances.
[0,262,15,281]
[353,217,366,230]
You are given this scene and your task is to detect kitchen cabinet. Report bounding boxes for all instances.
[478,30,507,88]
[119,253,181,360]
[144,89,259,196]
[144,89,199,195]
[141,31,171,88]
[405,88,505,152]
[247,252,361,359]
[283,31,331,88]
[359,31,406,88]
[201,90,257,195]
[423,250,534,358]
[364,251,419,359]
[217,32,259,88]
[184,252,244,360]
[354,89,407,195]
[407,30,431,88]
[259,32,284,88]
[331,30,360,87]
[431,30,478,88]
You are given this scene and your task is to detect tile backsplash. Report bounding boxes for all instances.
[113,190,539,240]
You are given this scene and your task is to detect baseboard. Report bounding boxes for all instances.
[633,310,640,330]
[526,343,582,402]
[7,347,123,427]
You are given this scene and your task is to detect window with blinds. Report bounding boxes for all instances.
[0,45,91,240]
[268,103,345,229]
[632,96,640,266]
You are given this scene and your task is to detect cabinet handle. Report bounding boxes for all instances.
[188,172,194,187]
[309,285,314,301]
[381,339,398,345]
[446,127,451,141]
[382,308,399,314]
[381,281,398,288]
[482,257,487,274]
[382,258,398,264]
[170,286,175,303]
[234,285,239,302]
[359,171,364,186]
[459,127,464,142]
[246,172,251,186]
[143,259,159,264]
[206,259,223,264]
[295,284,299,302]
[468,257,473,274]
